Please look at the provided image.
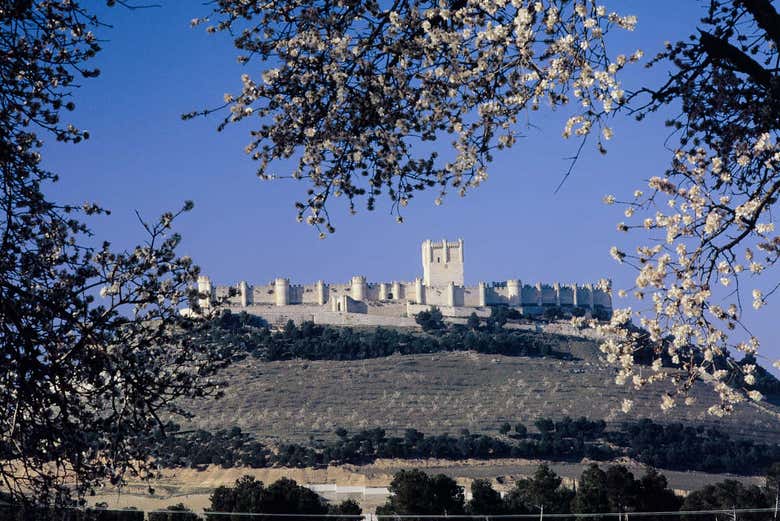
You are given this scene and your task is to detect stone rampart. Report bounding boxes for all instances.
[206,280,611,314]
[194,239,612,324]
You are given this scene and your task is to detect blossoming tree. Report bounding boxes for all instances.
[601,0,779,415]
[0,0,235,509]
[189,0,640,232]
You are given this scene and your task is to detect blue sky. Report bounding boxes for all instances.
[43,1,779,372]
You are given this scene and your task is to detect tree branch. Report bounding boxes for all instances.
[737,0,780,50]
[698,30,773,90]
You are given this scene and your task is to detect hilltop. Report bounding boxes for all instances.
[89,318,780,513]
[178,317,780,446]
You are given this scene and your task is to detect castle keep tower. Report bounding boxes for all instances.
[422,239,464,287]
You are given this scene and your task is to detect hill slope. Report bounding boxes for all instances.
[180,329,780,444]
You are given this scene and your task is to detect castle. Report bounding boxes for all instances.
[196,239,612,327]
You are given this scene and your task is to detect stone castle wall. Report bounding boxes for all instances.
[204,278,611,314]
[228,304,420,328]
[195,239,612,324]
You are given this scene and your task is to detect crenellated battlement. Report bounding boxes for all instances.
[196,239,612,323]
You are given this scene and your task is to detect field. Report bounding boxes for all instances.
[179,337,780,444]
[148,457,764,492]
[90,457,766,514]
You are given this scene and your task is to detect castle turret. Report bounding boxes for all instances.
[392,281,401,301]
[351,275,366,301]
[239,280,250,307]
[507,279,521,306]
[316,280,327,306]
[379,282,388,300]
[446,281,455,307]
[414,277,425,304]
[554,282,561,306]
[275,278,289,306]
[478,281,486,307]
[197,276,213,310]
[572,283,579,307]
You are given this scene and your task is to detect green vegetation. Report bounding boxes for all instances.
[205,312,571,361]
[607,418,780,474]
[503,464,575,515]
[149,504,199,521]
[150,417,780,477]
[415,307,446,332]
[377,469,465,517]
[2,465,779,520]
[0,504,145,521]
[681,481,770,521]
[376,464,777,518]
[90,465,764,520]
[206,476,359,521]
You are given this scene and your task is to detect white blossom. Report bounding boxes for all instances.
[599,132,779,412]
[202,0,638,231]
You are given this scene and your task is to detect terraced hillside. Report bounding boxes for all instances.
[180,334,780,445]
